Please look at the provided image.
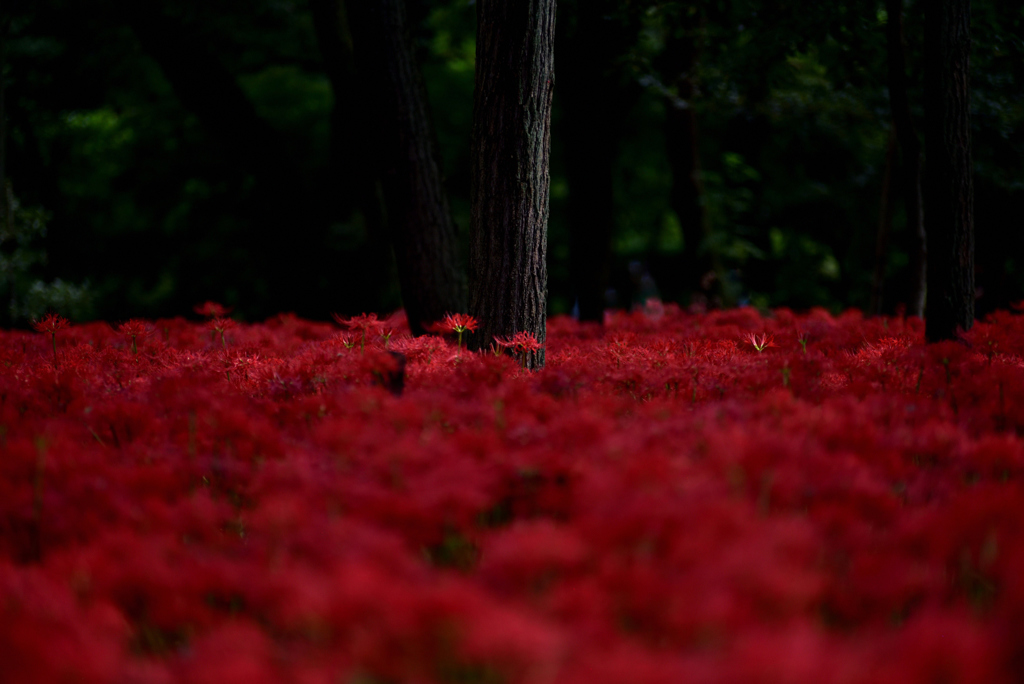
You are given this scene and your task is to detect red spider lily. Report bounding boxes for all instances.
[5,306,1024,681]
[442,313,479,334]
[194,301,232,319]
[747,332,776,353]
[441,313,479,350]
[495,331,543,369]
[207,317,235,349]
[31,312,69,335]
[116,319,150,355]
[494,331,543,354]
[32,313,69,367]
[332,313,383,352]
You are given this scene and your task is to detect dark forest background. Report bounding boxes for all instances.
[1,0,1021,325]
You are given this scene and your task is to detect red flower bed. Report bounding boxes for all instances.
[3,305,1024,682]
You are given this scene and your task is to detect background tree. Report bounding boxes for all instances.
[884,0,926,317]
[344,0,466,335]
[872,0,926,317]
[468,0,556,368]
[308,0,394,314]
[556,0,639,323]
[924,0,974,341]
[2,0,1022,325]
[656,3,726,308]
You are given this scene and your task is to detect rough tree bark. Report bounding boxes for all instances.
[345,0,466,335]
[469,0,556,369]
[924,0,974,341]
[885,0,926,317]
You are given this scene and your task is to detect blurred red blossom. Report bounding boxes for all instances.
[31,312,70,334]
[1,304,1024,682]
[194,301,232,318]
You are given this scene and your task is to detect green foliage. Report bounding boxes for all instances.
[0,190,94,324]
[2,0,1022,319]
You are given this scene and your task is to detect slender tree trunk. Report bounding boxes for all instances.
[885,0,926,317]
[0,20,10,327]
[0,19,6,227]
[660,17,722,307]
[309,0,396,315]
[924,0,974,341]
[469,0,556,369]
[557,1,637,323]
[345,0,466,334]
[870,128,898,315]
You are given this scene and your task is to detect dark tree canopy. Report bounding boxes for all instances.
[1,0,1022,327]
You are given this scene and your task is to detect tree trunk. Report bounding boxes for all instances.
[885,0,926,317]
[0,19,9,327]
[660,17,721,307]
[870,128,898,316]
[309,0,396,316]
[345,0,466,335]
[0,18,7,228]
[469,0,556,369]
[556,0,638,323]
[924,0,974,341]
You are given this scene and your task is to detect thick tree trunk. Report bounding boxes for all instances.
[469,0,556,369]
[924,0,974,341]
[556,1,637,323]
[309,0,396,315]
[885,0,926,317]
[345,0,466,335]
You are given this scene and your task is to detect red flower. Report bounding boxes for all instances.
[442,313,479,334]
[31,313,69,335]
[495,331,543,354]
[747,332,776,353]
[207,317,236,334]
[194,301,232,318]
[332,313,383,352]
[495,331,544,368]
[441,313,479,350]
[207,317,235,349]
[332,312,382,333]
[117,319,150,355]
[32,313,69,367]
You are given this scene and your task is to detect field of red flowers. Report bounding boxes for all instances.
[4,304,1024,683]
